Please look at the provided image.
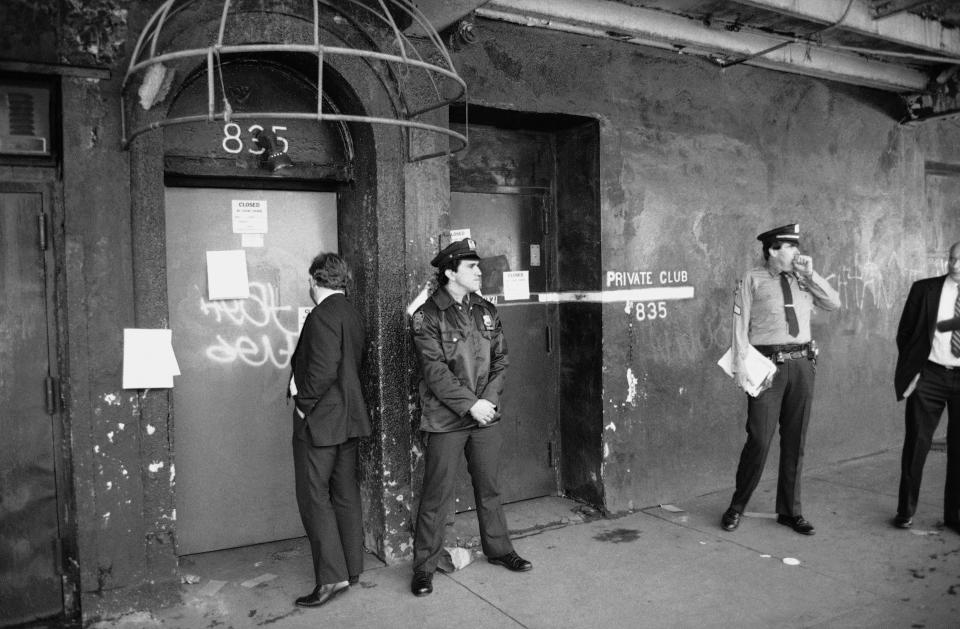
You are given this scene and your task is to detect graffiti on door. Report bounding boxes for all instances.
[199,281,299,369]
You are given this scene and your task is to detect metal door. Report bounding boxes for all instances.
[165,187,337,555]
[449,191,559,511]
[0,189,63,625]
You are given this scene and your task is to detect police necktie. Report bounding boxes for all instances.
[780,272,800,337]
[952,290,960,357]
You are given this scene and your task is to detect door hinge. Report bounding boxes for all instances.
[38,212,48,251]
[45,375,60,415]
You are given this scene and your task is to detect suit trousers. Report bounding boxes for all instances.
[413,423,513,573]
[897,362,960,523]
[293,435,363,586]
[731,358,815,517]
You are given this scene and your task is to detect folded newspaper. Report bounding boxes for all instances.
[717,345,777,397]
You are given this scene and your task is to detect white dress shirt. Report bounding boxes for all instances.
[928,277,960,367]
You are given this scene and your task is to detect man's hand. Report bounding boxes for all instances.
[792,254,814,277]
[469,399,497,425]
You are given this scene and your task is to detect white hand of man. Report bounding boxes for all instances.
[792,254,814,277]
[469,399,497,425]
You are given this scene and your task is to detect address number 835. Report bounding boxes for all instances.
[222,123,289,155]
[632,301,667,322]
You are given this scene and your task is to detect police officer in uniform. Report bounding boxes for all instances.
[409,238,532,597]
[721,224,841,535]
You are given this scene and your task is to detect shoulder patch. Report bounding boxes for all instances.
[413,310,425,332]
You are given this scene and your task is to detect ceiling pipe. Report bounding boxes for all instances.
[737,0,960,57]
[404,0,491,37]
[478,0,929,92]
[712,0,855,69]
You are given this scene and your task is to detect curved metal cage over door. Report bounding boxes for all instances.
[121,0,468,161]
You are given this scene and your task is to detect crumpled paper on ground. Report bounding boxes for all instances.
[437,547,474,573]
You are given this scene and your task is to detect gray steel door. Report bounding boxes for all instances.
[0,189,63,625]
[449,191,559,512]
[165,187,337,555]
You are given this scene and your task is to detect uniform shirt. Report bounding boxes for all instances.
[411,287,508,433]
[928,276,960,367]
[733,265,840,364]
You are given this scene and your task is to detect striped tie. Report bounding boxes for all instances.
[952,291,960,357]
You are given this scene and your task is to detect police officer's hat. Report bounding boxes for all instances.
[756,223,800,245]
[430,238,481,267]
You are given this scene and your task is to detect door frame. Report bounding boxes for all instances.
[447,185,562,512]
[0,180,80,625]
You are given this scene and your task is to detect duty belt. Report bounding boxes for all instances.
[753,341,818,363]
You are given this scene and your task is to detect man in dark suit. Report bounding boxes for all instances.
[290,253,370,607]
[893,241,960,532]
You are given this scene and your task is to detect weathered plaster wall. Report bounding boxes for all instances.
[53,1,420,617]
[63,71,182,615]
[9,2,960,619]
[454,18,960,513]
[49,1,183,617]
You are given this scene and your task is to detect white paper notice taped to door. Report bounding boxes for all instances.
[450,228,471,241]
[232,200,268,234]
[206,249,250,300]
[123,328,181,389]
[503,270,530,301]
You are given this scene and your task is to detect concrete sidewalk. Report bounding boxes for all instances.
[93,449,959,629]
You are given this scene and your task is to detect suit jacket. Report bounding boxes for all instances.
[291,293,370,446]
[895,275,947,400]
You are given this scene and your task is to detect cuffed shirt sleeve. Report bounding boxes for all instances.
[732,271,753,374]
[801,270,841,312]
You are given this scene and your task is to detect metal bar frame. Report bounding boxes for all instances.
[121,0,469,161]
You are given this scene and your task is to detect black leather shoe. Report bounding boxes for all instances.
[721,507,741,531]
[893,514,913,529]
[348,574,360,585]
[411,571,433,596]
[777,514,815,535]
[487,551,532,572]
[943,520,960,534]
[295,581,349,607]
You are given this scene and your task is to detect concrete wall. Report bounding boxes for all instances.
[0,1,432,618]
[6,1,960,619]
[453,17,960,513]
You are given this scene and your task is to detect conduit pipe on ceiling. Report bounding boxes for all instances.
[737,0,960,57]
[712,0,855,69]
[477,0,929,92]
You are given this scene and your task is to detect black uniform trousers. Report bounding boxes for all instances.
[293,435,363,586]
[413,423,513,573]
[731,358,815,517]
[897,362,960,524]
